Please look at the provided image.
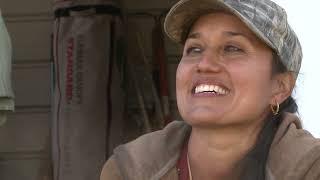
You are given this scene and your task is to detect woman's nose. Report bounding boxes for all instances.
[197,53,222,73]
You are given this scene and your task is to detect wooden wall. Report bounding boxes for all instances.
[0,0,182,179]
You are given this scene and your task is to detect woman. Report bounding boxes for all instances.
[101,0,320,179]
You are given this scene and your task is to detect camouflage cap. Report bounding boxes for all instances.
[164,0,302,74]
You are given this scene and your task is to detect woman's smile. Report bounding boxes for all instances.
[192,82,230,96]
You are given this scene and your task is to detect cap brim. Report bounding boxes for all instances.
[164,0,225,43]
[164,0,274,49]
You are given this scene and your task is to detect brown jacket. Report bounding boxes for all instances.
[100,113,320,180]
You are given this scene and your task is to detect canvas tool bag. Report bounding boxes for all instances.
[52,1,126,179]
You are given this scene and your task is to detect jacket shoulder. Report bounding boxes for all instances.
[303,152,320,180]
[268,113,320,180]
[285,142,320,179]
[100,155,122,180]
[103,121,190,180]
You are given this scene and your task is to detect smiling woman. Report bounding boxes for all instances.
[100,0,320,180]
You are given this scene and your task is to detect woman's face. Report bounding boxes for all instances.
[176,12,278,128]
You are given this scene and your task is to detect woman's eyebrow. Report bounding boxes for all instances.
[223,31,252,41]
[187,32,201,40]
[187,31,252,41]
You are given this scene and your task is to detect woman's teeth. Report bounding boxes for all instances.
[194,84,228,95]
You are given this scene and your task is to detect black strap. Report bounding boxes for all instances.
[54,5,121,18]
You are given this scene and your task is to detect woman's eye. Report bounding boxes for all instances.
[186,47,202,55]
[224,45,243,53]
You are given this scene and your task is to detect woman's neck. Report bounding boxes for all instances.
[187,121,264,180]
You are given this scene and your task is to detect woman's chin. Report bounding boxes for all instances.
[183,113,231,128]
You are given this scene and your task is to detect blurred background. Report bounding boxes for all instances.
[273,0,320,138]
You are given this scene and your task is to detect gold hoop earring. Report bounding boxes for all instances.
[271,102,280,115]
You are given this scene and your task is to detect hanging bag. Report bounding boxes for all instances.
[52,1,125,179]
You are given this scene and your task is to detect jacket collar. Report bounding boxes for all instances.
[113,121,191,180]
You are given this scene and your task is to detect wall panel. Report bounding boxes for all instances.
[6,21,52,62]
[0,159,49,180]
[0,111,50,153]
[0,0,51,15]
[12,63,51,107]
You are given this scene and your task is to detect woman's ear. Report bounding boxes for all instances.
[270,72,295,104]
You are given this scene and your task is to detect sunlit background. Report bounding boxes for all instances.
[273,0,320,137]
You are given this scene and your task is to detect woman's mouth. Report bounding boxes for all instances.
[193,84,230,96]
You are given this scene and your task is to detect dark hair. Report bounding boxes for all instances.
[238,53,298,179]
